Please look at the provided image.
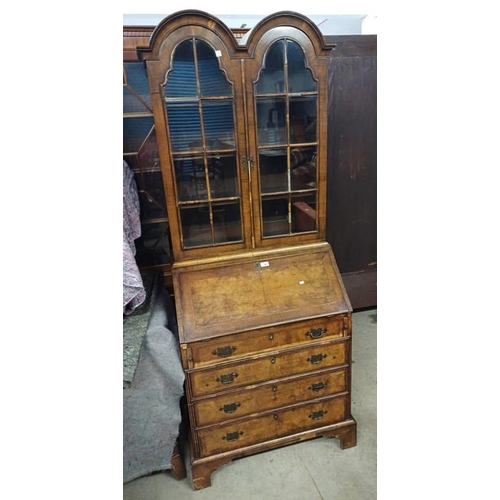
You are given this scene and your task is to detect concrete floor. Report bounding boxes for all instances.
[124,308,377,500]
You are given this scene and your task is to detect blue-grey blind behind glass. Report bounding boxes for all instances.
[165,39,234,153]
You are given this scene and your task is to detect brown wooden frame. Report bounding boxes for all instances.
[138,10,336,262]
[243,16,333,249]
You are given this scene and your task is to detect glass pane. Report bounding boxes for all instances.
[136,170,167,220]
[259,149,287,193]
[137,128,161,170]
[289,96,317,143]
[287,40,316,94]
[213,201,242,243]
[124,62,152,108]
[165,39,197,98]
[123,116,154,153]
[166,102,202,152]
[257,98,286,146]
[292,193,317,233]
[202,101,236,150]
[290,147,317,190]
[262,196,289,237]
[180,205,212,248]
[135,221,171,267]
[208,154,239,198]
[256,40,285,95]
[196,40,232,97]
[174,156,207,201]
[123,86,150,114]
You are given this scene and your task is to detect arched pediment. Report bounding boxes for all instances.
[240,11,335,58]
[138,10,242,61]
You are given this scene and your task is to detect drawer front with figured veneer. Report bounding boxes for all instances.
[197,394,348,457]
[188,340,348,397]
[187,314,349,368]
[193,366,348,426]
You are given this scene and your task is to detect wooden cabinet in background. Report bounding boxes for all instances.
[123,59,173,286]
[136,10,357,489]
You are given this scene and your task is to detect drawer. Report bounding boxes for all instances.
[187,314,349,368]
[193,367,347,427]
[197,394,348,457]
[188,339,347,397]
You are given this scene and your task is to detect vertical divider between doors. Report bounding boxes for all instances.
[241,58,256,250]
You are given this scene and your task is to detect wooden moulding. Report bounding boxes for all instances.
[189,419,357,489]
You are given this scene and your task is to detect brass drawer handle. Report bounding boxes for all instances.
[306,327,327,339]
[308,381,328,392]
[216,372,239,384]
[212,345,236,358]
[219,402,241,414]
[268,332,274,340]
[307,353,327,364]
[270,356,276,364]
[222,431,243,442]
[308,410,328,420]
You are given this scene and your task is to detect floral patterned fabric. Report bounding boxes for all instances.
[123,160,146,315]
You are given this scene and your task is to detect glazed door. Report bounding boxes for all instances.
[141,13,331,262]
[244,27,329,248]
[145,26,252,261]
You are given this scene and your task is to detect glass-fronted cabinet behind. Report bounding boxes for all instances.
[123,62,172,273]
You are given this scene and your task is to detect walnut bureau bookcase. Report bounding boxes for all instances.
[137,10,357,490]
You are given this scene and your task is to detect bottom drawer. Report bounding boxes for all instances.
[196,394,348,457]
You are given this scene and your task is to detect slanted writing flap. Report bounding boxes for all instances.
[173,244,351,343]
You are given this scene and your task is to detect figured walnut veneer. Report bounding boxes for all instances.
[137,10,357,490]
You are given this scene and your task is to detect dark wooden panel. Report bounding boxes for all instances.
[326,37,377,287]
[324,35,377,57]
[342,269,377,311]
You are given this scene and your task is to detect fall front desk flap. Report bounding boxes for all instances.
[173,243,351,343]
